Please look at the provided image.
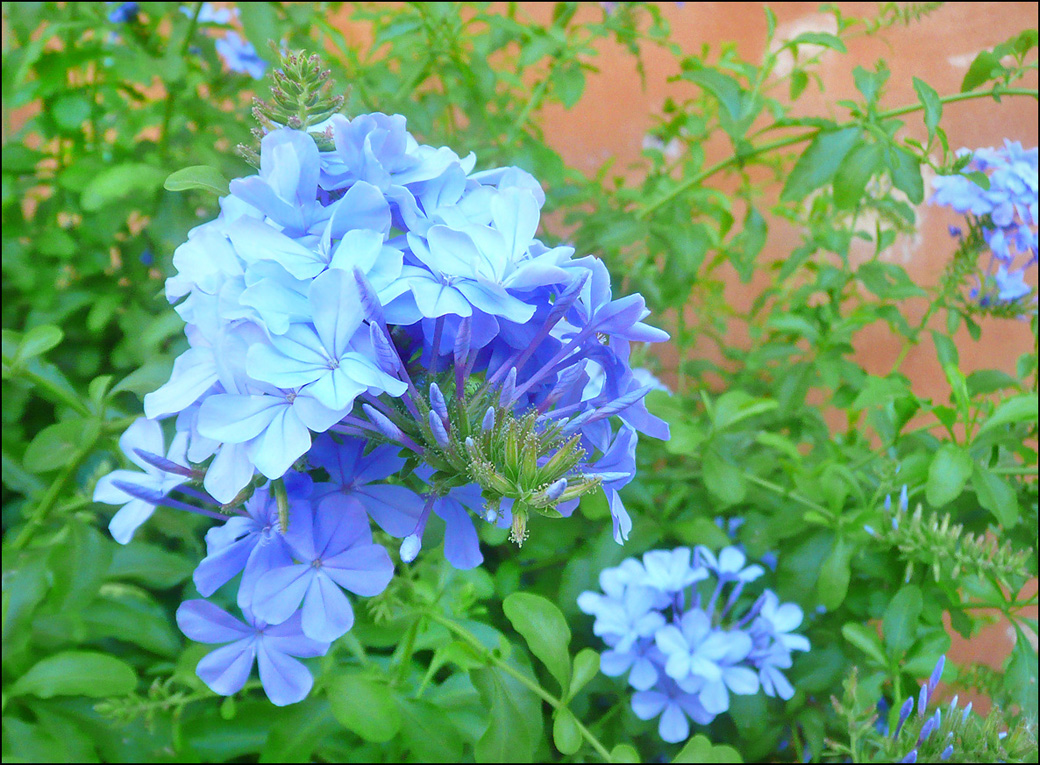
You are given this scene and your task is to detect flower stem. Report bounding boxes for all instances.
[426,611,613,762]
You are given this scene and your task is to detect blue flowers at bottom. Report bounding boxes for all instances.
[579,546,809,743]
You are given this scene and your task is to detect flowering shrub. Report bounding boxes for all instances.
[2,3,1037,763]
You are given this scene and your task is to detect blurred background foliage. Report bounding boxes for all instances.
[2,2,1037,762]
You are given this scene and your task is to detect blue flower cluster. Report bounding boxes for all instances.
[931,140,1038,306]
[95,111,667,704]
[578,546,809,743]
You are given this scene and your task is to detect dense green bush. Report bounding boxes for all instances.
[2,3,1037,762]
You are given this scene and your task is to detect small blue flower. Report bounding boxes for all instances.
[250,495,394,642]
[93,418,190,543]
[696,545,765,583]
[192,480,301,607]
[216,31,267,80]
[176,599,329,706]
[631,675,714,744]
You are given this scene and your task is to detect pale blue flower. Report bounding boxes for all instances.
[251,495,394,642]
[216,31,267,80]
[177,599,329,706]
[93,418,190,543]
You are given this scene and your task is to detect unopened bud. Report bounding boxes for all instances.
[400,534,421,563]
[429,410,450,447]
[499,367,517,407]
[543,478,567,502]
[429,383,448,422]
[363,404,403,442]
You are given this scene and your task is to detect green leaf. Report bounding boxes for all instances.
[682,69,745,124]
[51,92,91,132]
[976,394,1038,436]
[11,651,136,698]
[502,592,571,692]
[327,673,401,743]
[857,262,925,300]
[882,585,922,655]
[789,69,809,101]
[83,587,182,657]
[1013,28,1039,56]
[554,64,586,108]
[833,142,882,209]
[852,64,889,104]
[966,369,1018,396]
[701,447,747,505]
[781,127,861,202]
[817,538,852,610]
[164,165,231,196]
[931,330,959,368]
[961,50,1005,92]
[786,31,846,53]
[887,145,924,204]
[470,664,540,763]
[972,466,1019,527]
[611,744,641,763]
[238,2,279,65]
[81,164,165,211]
[259,701,337,763]
[851,375,910,410]
[16,324,63,361]
[964,170,991,190]
[107,542,194,589]
[712,391,778,431]
[24,419,94,473]
[911,77,942,138]
[568,647,600,700]
[395,695,469,762]
[673,734,744,763]
[841,623,886,666]
[112,358,175,398]
[1005,638,1039,718]
[728,206,766,282]
[926,444,973,506]
[552,708,582,755]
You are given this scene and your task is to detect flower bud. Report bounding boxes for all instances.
[429,382,448,422]
[429,410,450,447]
[400,534,422,563]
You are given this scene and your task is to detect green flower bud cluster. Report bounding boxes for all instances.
[239,45,345,162]
[879,500,1032,591]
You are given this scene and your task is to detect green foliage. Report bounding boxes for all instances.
[2,2,1038,764]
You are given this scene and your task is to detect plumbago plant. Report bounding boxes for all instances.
[2,3,1038,764]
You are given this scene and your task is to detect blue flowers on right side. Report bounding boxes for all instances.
[578,546,810,743]
[931,140,1038,307]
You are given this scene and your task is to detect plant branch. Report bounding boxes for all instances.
[637,86,1038,219]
